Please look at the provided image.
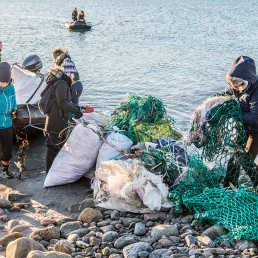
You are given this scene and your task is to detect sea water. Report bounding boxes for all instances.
[0,0,257,132]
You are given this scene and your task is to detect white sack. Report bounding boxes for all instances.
[82,112,109,128]
[92,159,171,213]
[96,131,133,169]
[12,64,46,104]
[44,123,103,188]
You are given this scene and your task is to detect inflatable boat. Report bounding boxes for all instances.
[12,55,46,135]
[65,21,92,31]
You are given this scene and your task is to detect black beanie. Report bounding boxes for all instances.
[0,62,11,83]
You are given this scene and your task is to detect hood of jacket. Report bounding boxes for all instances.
[46,66,72,87]
[227,56,258,85]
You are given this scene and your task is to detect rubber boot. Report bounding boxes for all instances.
[2,164,14,179]
[45,146,59,173]
[223,156,240,188]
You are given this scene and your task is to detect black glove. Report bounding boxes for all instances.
[75,110,83,119]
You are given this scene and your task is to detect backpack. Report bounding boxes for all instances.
[38,81,57,115]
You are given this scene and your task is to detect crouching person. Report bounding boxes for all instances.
[0,62,17,179]
[44,66,83,173]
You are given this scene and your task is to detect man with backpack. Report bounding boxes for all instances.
[42,65,83,173]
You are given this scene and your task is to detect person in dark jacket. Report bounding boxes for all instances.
[52,48,83,105]
[72,8,78,22]
[44,66,83,173]
[223,56,258,188]
[0,62,17,179]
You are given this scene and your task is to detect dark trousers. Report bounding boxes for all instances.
[0,127,13,162]
[224,133,258,187]
[46,132,65,173]
[70,81,83,105]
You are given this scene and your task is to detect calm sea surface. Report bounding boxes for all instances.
[0,0,257,132]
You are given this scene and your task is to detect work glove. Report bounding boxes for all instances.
[75,110,83,119]
[80,105,94,113]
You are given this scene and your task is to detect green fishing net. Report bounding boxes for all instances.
[111,94,180,144]
[168,96,258,241]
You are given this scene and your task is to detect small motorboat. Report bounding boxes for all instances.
[65,21,92,31]
[12,55,46,135]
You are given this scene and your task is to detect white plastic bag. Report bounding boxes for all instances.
[93,159,171,212]
[82,112,109,128]
[44,124,103,188]
[96,131,133,169]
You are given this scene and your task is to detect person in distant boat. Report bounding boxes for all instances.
[72,7,78,22]
[0,62,17,179]
[51,48,83,105]
[77,10,85,22]
[43,66,83,173]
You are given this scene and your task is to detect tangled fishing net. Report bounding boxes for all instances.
[111,94,181,144]
[169,95,258,241]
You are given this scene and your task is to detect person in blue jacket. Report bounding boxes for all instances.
[223,56,258,188]
[0,62,17,179]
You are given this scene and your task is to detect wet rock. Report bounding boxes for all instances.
[60,221,82,238]
[67,234,79,243]
[140,237,156,245]
[197,235,215,248]
[188,248,203,256]
[89,236,101,246]
[181,215,194,224]
[123,242,151,258]
[158,238,173,247]
[150,224,179,239]
[27,250,71,257]
[110,210,120,220]
[97,220,110,227]
[7,220,19,230]
[121,217,141,227]
[114,235,139,249]
[143,214,160,221]
[41,219,57,227]
[234,240,257,251]
[149,248,173,258]
[134,222,146,236]
[203,248,225,255]
[202,226,227,241]
[75,240,89,249]
[67,228,88,238]
[6,237,46,258]
[102,246,111,256]
[102,231,119,242]
[185,235,196,248]
[169,235,181,244]
[7,191,29,201]
[9,225,29,234]
[100,225,115,233]
[54,240,74,254]
[78,208,103,223]
[30,226,60,240]
[108,254,123,258]
[138,251,149,257]
[68,198,95,213]
[0,197,11,208]
[0,232,23,246]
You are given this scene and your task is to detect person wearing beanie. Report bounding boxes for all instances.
[43,65,83,173]
[51,47,83,105]
[222,56,258,188]
[0,62,17,179]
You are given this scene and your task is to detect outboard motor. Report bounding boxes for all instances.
[22,54,43,73]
